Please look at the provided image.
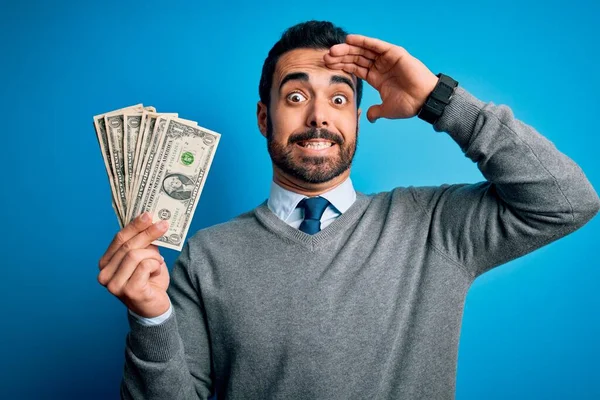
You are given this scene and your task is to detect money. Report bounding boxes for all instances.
[93,104,143,226]
[123,112,143,196]
[93,105,220,251]
[105,113,129,221]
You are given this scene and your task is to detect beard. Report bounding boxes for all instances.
[266,115,358,184]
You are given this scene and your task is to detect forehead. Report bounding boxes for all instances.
[273,48,354,87]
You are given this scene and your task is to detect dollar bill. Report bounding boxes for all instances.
[127,115,170,223]
[131,110,150,183]
[127,115,196,223]
[105,113,129,220]
[123,112,143,195]
[127,111,149,207]
[129,112,178,207]
[94,104,219,250]
[93,104,143,224]
[140,118,220,251]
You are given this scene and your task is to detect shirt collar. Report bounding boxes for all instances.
[267,177,356,222]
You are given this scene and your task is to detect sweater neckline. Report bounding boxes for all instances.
[254,191,372,250]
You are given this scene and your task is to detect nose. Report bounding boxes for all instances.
[306,98,329,128]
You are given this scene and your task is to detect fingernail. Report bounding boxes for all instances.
[157,220,168,230]
[140,213,149,222]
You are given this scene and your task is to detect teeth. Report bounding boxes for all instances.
[301,142,333,149]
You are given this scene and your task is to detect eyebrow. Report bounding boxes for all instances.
[278,72,355,94]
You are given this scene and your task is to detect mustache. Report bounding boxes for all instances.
[288,128,343,146]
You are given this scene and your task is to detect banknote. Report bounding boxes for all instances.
[104,106,155,219]
[140,118,220,251]
[94,104,220,251]
[123,112,143,195]
[128,115,175,223]
[128,111,178,208]
[127,116,198,223]
[131,110,150,186]
[93,104,143,224]
[105,113,129,220]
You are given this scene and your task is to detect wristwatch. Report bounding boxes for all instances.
[417,73,458,124]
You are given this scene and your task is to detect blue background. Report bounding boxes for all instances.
[1,0,598,398]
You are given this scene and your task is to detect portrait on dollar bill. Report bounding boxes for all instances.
[162,174,194,201]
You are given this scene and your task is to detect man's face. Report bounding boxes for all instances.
[260,48,361,184]
[165,176,183,191]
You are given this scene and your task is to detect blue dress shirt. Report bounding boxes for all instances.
[267,176,356,230]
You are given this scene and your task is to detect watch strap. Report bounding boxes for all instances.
[417,73,459,124]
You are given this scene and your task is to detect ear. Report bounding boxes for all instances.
[357,108,362,134]
[257,101,268,138]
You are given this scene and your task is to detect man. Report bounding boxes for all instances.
[163,174,195,201]
[98,21,600,399]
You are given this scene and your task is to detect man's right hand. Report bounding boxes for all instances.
[98,212,171,318]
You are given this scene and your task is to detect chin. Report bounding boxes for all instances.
[291,162,350,184]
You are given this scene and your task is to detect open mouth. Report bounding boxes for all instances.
[295,140,336,150]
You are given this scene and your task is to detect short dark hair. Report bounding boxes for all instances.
[258,20,363,110]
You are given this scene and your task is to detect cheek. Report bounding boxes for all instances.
[338,113,359,141]
[271,107,304,140]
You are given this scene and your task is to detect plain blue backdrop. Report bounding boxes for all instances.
[1,0,598,398]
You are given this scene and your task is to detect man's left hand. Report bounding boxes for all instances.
[324,34,439,123]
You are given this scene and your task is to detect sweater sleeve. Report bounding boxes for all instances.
[410,86,600,279]
[120,243,214,399]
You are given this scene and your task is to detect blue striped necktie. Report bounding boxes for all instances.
[298,196,330,234]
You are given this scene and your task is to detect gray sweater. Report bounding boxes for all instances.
[121,87,600,400]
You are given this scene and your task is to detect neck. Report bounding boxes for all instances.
[272,166,350,197]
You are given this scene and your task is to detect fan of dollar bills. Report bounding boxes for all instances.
[93,104,220,251]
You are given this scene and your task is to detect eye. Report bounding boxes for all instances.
[332,94,348,105]
[287,92,307,103]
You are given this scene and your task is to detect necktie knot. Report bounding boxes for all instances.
[298,196,330,234]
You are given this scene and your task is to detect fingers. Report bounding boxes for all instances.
[345,34,393,55]
[325,43,378,77]
[99,220,169,275]
[126,259,165,300]
[367,104,383,123]
[100,248,164,294]
[327,43,379,60]
[326,62,370,81]
[100,212,153,268]
[324,53,374,70]
[127,220,169,251]
[325,35,400,84]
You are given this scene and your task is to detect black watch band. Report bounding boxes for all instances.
[417,73,458,125]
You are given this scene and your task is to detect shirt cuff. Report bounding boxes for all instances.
[128,300,173,326]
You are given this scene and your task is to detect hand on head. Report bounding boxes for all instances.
[324,34,439,122]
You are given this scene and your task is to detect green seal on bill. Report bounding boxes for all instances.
[181,151,194,166]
